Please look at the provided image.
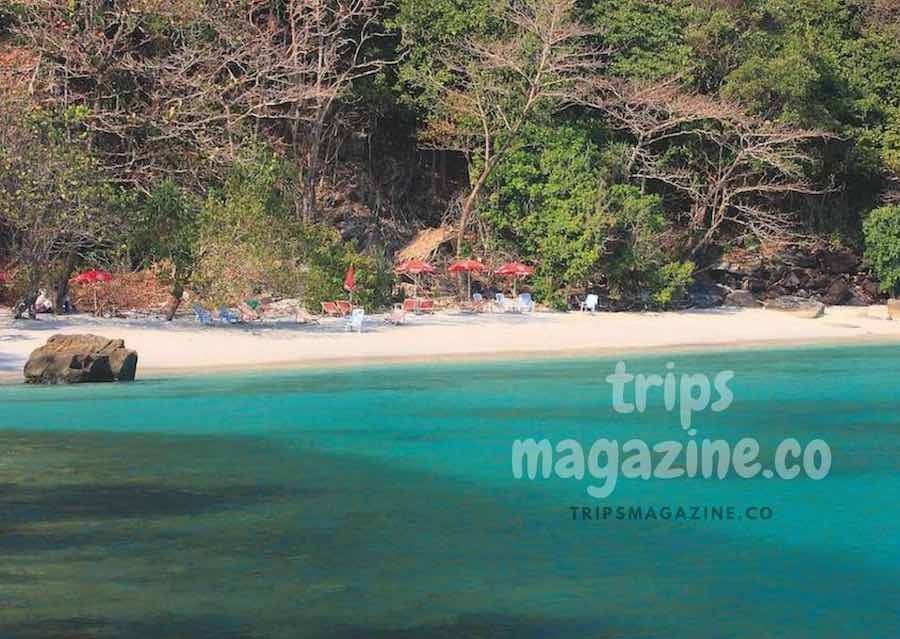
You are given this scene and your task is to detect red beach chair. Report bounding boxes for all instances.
[321,301,341,316]
[336,300,353,316]
[418,299,435,314]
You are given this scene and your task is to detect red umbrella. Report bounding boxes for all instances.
[395,260,436,309]
[343,264,356,291]
[71,269,113,314]
[396,259,436,274]
[448,259,487,300]
[495,262,534,297]
[72,269,113,284]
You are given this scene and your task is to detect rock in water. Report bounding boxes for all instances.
[765,296,825,319]
[24,334,138,384]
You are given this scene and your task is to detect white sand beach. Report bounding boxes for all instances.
[3,305,900,381]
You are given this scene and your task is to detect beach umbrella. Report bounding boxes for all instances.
[495,262,534,297]
[448,259,487,300]
[72,269,113,284]
[395,259,436,308]
[343,264,356,304]
[71,269,113,314]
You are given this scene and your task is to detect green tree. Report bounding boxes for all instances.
[130,180,201,320]
[589,0,693,81]
[481,122,608,306]
[863,205,900,295]
[0,104,124,318]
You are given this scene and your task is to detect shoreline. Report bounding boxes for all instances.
[100,335,900,380]
[4,306,900,382]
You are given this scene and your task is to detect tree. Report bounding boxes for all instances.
[142,0,399,221]
[863,205,900,295]
[581,78,832,252]
[0,104,124,318]
[129,179,201,320]
[14,1,215,192]
[417,0,605,255]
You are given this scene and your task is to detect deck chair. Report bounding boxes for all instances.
[386,307,407,325]
[218,305,242,324]
[336,300,353,316]
[192,303,214,325]
[321,301,341,317]
[495,293,514,313]
[517,293,534,313]
[346,308,365,332]
[464,293,488,313]
[580,294,599,313]
[418,299,435,314]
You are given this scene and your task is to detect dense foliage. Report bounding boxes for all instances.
[863,206,900,295]
[3,0,900,314]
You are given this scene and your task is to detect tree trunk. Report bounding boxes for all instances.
[165,282,185,321]
[455,169,491,256]
[53,252,78,314]
[13,287,39,320]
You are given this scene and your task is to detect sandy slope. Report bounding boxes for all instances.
[2,306,900,380]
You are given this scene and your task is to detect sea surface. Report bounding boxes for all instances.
[1,345,898,638]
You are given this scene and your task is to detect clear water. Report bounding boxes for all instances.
[1,345,898,638]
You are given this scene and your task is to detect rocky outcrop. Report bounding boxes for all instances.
[821,278,851,306]
[765,295,825,319]
[711,243,880,307]
[686,279,728,309]
[24,334,138,384]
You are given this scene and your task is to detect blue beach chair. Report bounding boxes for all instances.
[218,305,242,324]
[192,303,214,325]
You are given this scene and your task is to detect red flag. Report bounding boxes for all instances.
[343,264,356,291]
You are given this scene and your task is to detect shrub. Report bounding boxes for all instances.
[863,205,900,295]
[301,225,395,312]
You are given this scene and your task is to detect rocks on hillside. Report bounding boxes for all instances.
[711,243,879,307]
[24,334,138,385]
[686,279,728,309]
[765,295,825,319]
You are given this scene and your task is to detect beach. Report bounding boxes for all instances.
[3,305,900,380]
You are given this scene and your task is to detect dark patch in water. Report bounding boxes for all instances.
[0,482,290,524]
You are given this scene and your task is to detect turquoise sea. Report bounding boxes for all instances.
[1,345,899,638]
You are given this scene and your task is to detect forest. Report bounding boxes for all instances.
[2,0,900,317]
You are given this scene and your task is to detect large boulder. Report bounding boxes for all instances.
[687,280,728,308]
[821,278,851,306]
[24,334,138,384]
[819,248,859,274]
[765,295,825,319]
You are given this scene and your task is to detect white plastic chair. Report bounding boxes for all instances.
[346,308,365,332]
[581,294,598,313]
[517,293,534,313]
